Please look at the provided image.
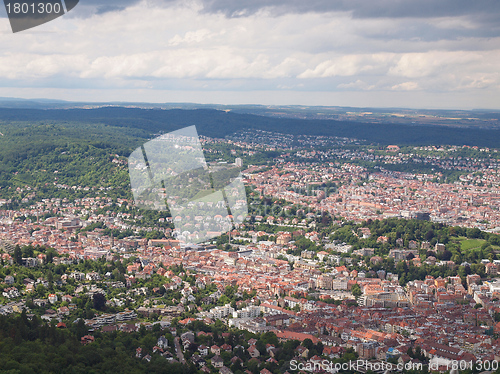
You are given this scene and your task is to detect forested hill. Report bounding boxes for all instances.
[0,107,499,147]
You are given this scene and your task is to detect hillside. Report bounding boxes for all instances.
[0,107,499,147]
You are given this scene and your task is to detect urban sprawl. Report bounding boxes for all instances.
[1,132,500,374]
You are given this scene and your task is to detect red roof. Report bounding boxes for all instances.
[275,331,319,344]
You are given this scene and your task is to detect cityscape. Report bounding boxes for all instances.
[1,0,500,373]
[0,124,499,373]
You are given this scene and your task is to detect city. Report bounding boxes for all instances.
[1,0,500,372]
[1,131,499,373]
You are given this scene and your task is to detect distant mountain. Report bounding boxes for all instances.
[0,106,498,147]
[1,98,500,130]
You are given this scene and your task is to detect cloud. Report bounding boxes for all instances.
[199,0,500,23]
[337,80,375,90]
[55,0,500,42]
[298,54,396,78]
[391,81,419,91]
[0,0,499,108]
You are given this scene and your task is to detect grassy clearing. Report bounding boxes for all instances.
[459,237,486,251]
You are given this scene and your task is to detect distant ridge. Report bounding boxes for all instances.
[0,106,498,147]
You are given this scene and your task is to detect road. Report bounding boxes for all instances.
[174,337,186,364]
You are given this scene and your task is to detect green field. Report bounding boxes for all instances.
[459,237,487,251]
[457,237,500,252]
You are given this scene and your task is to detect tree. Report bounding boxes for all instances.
[351,283,362,297]
[13,245,22,265]
[46,270,54,284]
[93,292,106,310]
[467,228,482,238]
[302,338,314,351]
[425,230,434,241]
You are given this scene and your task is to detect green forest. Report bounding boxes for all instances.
[0,107,499,147]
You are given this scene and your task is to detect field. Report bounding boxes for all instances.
[459,238,487,251]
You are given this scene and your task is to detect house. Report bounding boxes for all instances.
[2,287,20,299]
[1,253,13,265]
[34,299,47,307]
[48,294,58,304]
[81,335,95,345]
[211,345,221,355]
[69,272,85,281]
[230,356,243,366]
[198,345,208,356]
[102,325,117,333]
[57,306,70,315]
[136,348,142,358]
[119,324,138,333]
[248,345,260,358]
[86,272,101,281]
[220,367,233,374]
[157,336,168,349]
[161,351,174,360]
[266,357,278,365]
[24,277,35,292]
[181,331,195,345]
[309,356,322,365]
[323,346,343,358]
[4,275,14,285]
[295,345,309,358]
[211,355,224,368]
[191,354,206,367]
[386,145,400,152]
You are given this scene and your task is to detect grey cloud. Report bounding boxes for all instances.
[199,0,500,19]
[75,0,143,16]
[0,0,142,19]
[64,0,171,17]
[44,0,500,21]
[198,0,500,40]
[12,0,498,39]
[94,5,128,14]
[82,0,142,8]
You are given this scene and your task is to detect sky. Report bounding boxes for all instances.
[0,0,499,109]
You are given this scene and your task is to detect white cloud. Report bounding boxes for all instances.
[388,51,482,78]
[337,79,375,90]
[391,81,419,91]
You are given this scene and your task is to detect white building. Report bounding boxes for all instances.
[210,304,234,319]
[233,305,260,319]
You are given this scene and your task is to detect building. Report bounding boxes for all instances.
[357,342,378,359]
[317,275,333,290]
[210,304,234,319]
[233,305,260,319]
